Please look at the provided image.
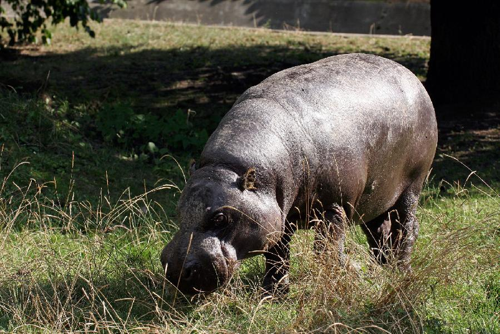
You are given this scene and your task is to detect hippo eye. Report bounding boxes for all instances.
[212,213,228,227]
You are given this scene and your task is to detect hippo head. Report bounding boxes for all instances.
[161,166,283,294]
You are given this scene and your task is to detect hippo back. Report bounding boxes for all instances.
[200,53,437,223]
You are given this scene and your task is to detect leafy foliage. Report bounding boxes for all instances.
[0,0,126,46]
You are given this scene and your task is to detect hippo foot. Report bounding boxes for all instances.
[262,275,290,299]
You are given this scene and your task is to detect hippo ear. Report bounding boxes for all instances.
[189,159,196,176]
[239,167,257,191]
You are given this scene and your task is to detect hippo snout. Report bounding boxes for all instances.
[161,233,237,294]
[176,259,215,293]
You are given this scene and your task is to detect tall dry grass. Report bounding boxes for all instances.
[0,161,498,333]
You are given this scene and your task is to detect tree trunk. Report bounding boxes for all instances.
[426,1,500,106]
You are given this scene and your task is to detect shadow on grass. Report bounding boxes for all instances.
[431,102,500,194]
[0,42,427,119]
[1,37,498,194]
[0,39,433,204]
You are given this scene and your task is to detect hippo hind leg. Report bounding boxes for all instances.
[361,186,421,270]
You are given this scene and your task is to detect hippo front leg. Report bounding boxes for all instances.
[314,204,347,266]
[262,223,295,297]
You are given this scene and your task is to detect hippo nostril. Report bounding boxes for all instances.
[181,263,197,282]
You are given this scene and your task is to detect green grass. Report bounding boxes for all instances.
[0,20,499,333]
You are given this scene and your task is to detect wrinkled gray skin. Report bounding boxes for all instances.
[161,53,438,295]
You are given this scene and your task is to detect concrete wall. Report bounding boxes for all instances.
[94,0,430,36]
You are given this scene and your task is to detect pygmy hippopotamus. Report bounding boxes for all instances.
[161,53,438,295]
